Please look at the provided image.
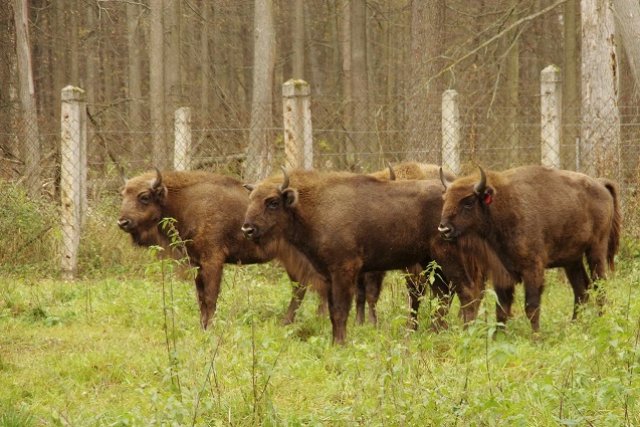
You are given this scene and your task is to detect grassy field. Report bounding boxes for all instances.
[2,238,640,426]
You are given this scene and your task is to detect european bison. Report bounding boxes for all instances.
[242,168,474,344]
[117,169,329,328]
[356,162,458,327]
[438,165,621,331]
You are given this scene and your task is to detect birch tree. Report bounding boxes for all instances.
[612,0,640,87]
[581,0,621,177]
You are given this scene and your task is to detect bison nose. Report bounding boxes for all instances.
[117,218,132,231]
[241,223,256,239]
[438,223,454,240]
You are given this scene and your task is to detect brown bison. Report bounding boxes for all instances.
[242,168,476,344]
[117,169,330,328]
[355,162,458,327]
[439,165,621,332]
[242,162,457,327]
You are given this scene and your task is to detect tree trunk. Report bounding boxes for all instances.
[13,0,41,197]
[244,0,276,181]
[563,0,580,168]
[612,0,640,87]
[350,0,368,169]
[126,1,144,160]
[200,1,211,118]
[293,0,304,79]
[127,1,143,135]
[581,0,621,178]
[304,1,323,96]
[149,0,168,169]
[406,0,445,163]
[338,0,354,168]
[164,0,182,125]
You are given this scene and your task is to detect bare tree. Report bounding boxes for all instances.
[164,0,182,113]
[149,0,168,169]
[612,0,640,87]
[293,0,304,79]
[581,0,621,177]
[245,0,276,181]
[406,0,445,163]
[127,1,143,134]
[12,0,40,196]
[350,0,368,169]
[563,0,580,159]
[338,0,354,167]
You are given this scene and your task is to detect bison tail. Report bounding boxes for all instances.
[600,178,621,272]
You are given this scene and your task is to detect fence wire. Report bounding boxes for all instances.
[2,90,640,274]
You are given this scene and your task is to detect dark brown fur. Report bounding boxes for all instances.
[118,170,328,328]
[242,169,476,344]
[268,162,459,327]
[440,165,622,331]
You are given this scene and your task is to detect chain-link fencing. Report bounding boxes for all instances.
[2,78,640,276]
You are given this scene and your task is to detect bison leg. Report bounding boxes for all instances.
[355,274,367,325]
[586,245,608,312]
[564,261,590,320]
[522,269,545,332]
[362,271,384,326]
[429,275,454,331]
[495,285,515,326]
[195,257,225,330]
[405,268,426,330]
[456,280,483,325]
[328,264,359,345]
[282,281,309,325]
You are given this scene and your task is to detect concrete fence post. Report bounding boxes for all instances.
[60,86,87,279]
[541,65,562,168]
[174,107,192,171]
[441,89,461,175]
[283,79,313,170]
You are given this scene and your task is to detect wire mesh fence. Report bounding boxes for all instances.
[2,80,640,276]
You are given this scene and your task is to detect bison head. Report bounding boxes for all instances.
[117,168,168,247]
[242,167,298,242]
[438,166,495,241]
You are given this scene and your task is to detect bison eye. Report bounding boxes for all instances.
[462,197,475,209]
[139,193,151,205]
[266,199,280,210]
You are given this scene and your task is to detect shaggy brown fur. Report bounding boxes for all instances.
[118,169,328,328]
[369,161,456,182]
[242,169,477,344]
[266,162,459,327]
[439,165,621,331]
[356,162,461,328]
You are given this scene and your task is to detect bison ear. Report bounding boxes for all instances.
[282,188,299,207]
[481,187,495,205]
[243,183,255,193]
[150,168,167,202]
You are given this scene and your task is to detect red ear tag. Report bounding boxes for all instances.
[483,193,493,205]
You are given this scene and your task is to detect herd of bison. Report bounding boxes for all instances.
[117,162,621,344]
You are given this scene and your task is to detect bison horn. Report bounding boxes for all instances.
[280,166,290,191]
[473,166,487,195]
[386,162,396,181]
[152,167,163,190]
[439,167,450,190]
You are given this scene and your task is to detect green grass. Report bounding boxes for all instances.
[1,248,640,426]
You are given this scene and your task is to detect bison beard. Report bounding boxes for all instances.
[117,169,329,329]
[439,165,621,332]
[242,169,476,344]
